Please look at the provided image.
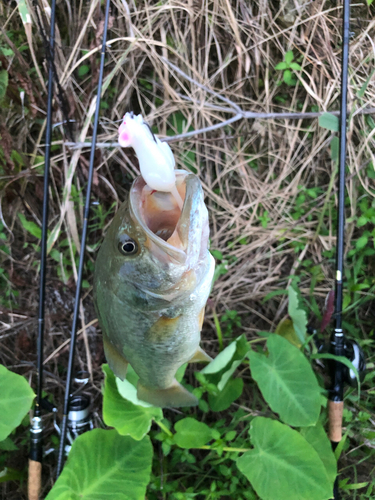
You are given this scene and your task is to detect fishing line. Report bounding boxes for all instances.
[56,0,111,477]
[28,0,56,498]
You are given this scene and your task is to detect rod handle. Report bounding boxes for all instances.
[28,459,42,500]
[328,400,344,443]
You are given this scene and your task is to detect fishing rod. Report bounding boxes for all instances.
[28,0,57,498]
[328,1,365,498]
[56,0,112,477]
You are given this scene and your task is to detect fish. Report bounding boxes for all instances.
[93,169,215,407]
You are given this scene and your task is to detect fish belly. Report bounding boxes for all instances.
[134,253,214,390]
[98,252,214,392]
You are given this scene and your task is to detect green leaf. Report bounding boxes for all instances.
[290,62,302,71]
[102,365,162,440]
[340,480,370,490]
[357,215,368,227]
[201,340,237,375]
[262,289,288,302]
[248,335,321,426]
[288,286,307,344]
[0,365,35,441]
[18,213,42,239]
[311,353,360,394]
[174,418,214,448]
[202,334,249,390]
[330,136,339,163]
[356,234,368,250]
[357,68,375,98]
[0,70,8,101]
[283,69,292,84]
[275,62,288,70]
[275,318,301,348]
[284,50,294,64]
[237,417,333,500]
[319,112,339,132]
[175,363,188,383]
[0,467,24,484]
[78,65,90,77]
[300,423,337,484]
[45,430,153,500]
[208,378,243,412]
[17,0,31,25]
[210,249,223,260]
[0,47,14,57]
[0,436,18,451]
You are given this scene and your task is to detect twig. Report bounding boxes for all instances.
[161,58,243,114]
[62,106,375,149]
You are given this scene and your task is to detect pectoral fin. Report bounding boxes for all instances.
[137,379,199,408]
[103,334,128,381]
[188,347,212,363]
[146,315,180,342]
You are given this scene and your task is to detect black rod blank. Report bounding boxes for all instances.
[330,0,351,404]
[329,1,351,499]
[55,0,111,477]
[334,0,350,334]
[330,0,351,405]
[30,0,57,462]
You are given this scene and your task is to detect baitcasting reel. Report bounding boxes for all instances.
[315,334,366,388]
[342,339,366,387]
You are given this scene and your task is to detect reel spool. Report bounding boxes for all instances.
[55,371,94,456]
[343,339,366,387]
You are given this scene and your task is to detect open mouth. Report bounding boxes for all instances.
[140,180,186,244]
[130,171,189,254]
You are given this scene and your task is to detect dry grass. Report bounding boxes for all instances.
[1,0,375,497]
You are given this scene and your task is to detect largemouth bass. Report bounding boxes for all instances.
[93,170,215,407]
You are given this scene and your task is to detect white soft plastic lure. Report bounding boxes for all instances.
[118,112,183,208]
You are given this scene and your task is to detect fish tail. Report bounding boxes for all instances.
[137,379,199,408]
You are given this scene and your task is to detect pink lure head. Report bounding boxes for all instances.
[118,112,149,147]
[118,118,132,147]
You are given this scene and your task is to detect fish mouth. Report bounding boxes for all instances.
[130,170,207,265]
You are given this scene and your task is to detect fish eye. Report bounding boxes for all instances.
[118,236,138,256]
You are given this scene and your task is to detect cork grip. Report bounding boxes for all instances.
[328,400,344,443]
[28,459,42,500]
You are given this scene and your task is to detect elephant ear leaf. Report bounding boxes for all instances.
[237,417,334,500]
[0,365,35,441]
[45,430,153,500]
[248,335,322,427]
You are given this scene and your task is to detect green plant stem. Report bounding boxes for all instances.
[156,420,173,438]
[212,309,223,351]
[197,445,251,452]
[249,337,267,344]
